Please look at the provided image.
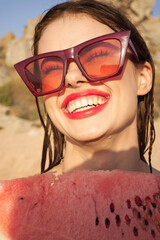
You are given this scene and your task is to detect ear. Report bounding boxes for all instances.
[137,62,153,96]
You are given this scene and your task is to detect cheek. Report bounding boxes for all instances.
[109,65,138,120]
[120,78,138,122]
[120,64,138,102]
[122,81,137,103]
[44,97,71,136]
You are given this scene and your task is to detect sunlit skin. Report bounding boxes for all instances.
[38,14,154,174]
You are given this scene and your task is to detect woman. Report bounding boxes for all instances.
[14,0,158,175]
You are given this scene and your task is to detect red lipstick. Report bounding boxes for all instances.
[61,89,110,120]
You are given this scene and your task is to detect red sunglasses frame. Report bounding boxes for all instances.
[14,30,139,97]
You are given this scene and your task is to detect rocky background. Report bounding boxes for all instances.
[0,0,160,179]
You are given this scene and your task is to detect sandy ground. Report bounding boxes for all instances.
[0,105,160,180]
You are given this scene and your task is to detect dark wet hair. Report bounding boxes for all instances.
[34,0,155,173]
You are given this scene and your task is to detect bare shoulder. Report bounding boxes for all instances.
[141,161,160,176]
[152,167,160,176]
[49,163,63,176]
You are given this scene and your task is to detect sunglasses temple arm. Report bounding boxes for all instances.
[129,40,139,62]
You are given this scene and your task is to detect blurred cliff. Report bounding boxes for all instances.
[0,17,41,120]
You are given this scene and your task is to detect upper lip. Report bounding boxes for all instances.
[61,89,110,110]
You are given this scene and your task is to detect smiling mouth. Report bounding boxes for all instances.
[66,95,109,113]
[61,89,110,120]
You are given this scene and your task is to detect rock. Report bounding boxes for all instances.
[0,32,15,49]
[98,0,155,23]
[5,17,39,67]
[138,16,160,71]
[0,33,15,65]
[23,18,39,40]
[5,37,33,66]
[140,16,160,45]
[0,64,10,87]
[129,0,156,23]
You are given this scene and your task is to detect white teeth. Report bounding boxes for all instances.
[93,96,98,105]
[69,103,75,113]
[66,95,109,114]
[75,100,81,109]
[81,98,88,108]
[88,98,93,106]
[98,98,102,105]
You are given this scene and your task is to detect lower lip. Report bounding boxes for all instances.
[63,100,110,120]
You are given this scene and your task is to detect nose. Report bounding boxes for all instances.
[65,62,88,88]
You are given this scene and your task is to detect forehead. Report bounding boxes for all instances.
[38,14,114,54]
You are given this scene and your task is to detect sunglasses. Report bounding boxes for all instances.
[14,31,139,97]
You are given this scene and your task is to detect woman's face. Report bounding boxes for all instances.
[38,14,138,143]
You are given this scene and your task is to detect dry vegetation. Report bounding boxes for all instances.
[0,66,45,120]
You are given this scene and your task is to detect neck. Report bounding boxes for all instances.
[61,120,149,174]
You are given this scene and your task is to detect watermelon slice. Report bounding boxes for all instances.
[0,170,160,240]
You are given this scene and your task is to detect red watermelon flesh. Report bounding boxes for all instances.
[0,170,160,240]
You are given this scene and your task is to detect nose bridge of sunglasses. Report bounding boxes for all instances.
[64,47,74,60]
[64,47,81,72]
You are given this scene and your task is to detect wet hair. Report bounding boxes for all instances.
[34,0,155,173]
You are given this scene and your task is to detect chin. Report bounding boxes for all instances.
[70,127,107,143]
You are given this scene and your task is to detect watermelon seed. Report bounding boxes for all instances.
[115,214,121,227]
[19,197,24,200]
[137,212,141,219]
[151,229,156,238]
[133,208,141,220]
[151,202,156,208]
[125,214,131,225]
[143,205,146,211]
[95,217,99,226]
[148,209,153,217]
[133,226,138,236]
[135,196,142,207]
[105,218,110,228]
[143,218,149,226]
[126,199,131,209]
[110,202,115,213]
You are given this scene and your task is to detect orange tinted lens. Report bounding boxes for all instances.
[79,39,121,79]
[25,57,63,94]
